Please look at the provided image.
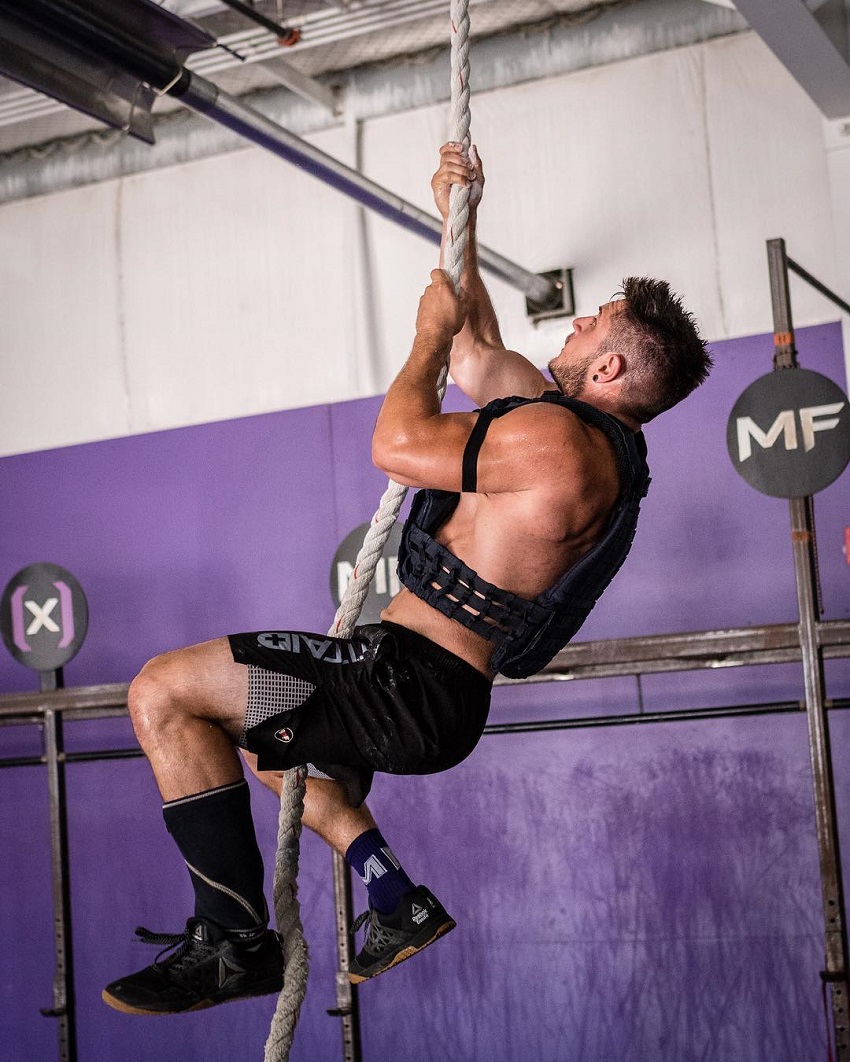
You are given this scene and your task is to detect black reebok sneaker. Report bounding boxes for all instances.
[348,886,456,983]
[102,917,283,1015]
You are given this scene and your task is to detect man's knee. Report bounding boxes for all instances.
[127,652,183,741]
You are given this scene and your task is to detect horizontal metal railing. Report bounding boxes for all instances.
[2,617,848,739]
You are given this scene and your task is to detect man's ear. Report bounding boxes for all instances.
[593,352,625,383]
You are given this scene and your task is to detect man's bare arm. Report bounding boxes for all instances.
[432,143,549,406]
[373,272,594,503]
[373,269,545,493]
[372,269,476,491]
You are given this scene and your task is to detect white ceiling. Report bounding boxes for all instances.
[0,0,626,152]
[0,0,847,159]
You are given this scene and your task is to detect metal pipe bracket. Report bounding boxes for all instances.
[526,268,574,324]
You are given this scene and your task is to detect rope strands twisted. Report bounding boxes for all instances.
[263,766,309,1062]
[331,479,408,637]
[264,2,472,1057]
[444,0,472,295]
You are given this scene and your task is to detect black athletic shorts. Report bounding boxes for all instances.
[229,621,492,804]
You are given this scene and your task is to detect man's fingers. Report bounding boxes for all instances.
[439,142,473,169]
[433,159,473,183]
[469,143,484,181]
[441,159,472,176]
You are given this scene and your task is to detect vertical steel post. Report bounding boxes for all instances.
[767,238,849,1059]
[38,668,77,1062]
[329,852,361,1062]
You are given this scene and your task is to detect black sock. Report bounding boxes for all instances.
[162,779,267,935]
[345,828,416,914]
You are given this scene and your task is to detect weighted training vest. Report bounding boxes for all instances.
[396,392,651,678]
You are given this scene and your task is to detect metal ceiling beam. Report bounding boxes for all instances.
[0,0,217,142]
[0,0,563,306]
[0,0,749,207]
[732,0,850,118]
[256,58,340,114]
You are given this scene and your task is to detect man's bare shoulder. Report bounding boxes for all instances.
[490,400,610,457]
[484,401,620,507]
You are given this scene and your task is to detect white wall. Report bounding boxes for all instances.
[0,30,848,457]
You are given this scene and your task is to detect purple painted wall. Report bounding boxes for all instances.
[1,323,848,1061]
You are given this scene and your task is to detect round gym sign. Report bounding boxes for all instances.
[0,563,88,672]
[727,368,850,498]
[330,523,403,625]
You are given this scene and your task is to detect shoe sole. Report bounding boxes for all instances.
[101,977,283,1016]
[348,916,456,984]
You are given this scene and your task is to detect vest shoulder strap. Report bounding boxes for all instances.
[460,390,645,495]
[461,409,497,492]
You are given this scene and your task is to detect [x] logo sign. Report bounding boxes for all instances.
[0,563,89,673]
[727,368,850,498]
[23,595,62,636]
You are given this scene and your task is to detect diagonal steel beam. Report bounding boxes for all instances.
[733,0,850,118]
[257,58,340,114]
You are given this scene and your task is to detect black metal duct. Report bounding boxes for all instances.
[0,0,215,143]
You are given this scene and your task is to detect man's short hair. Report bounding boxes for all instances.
[603,277,712,422]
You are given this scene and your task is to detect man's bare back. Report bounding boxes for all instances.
[381,400,622,677]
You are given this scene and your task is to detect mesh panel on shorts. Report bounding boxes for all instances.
[239,665,316,748]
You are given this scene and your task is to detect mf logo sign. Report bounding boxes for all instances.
[727,368,850,497]
[735,403,844,461]
[329,523,404,625]
[0,563,88,673]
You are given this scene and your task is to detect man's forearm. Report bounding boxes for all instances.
[429,143,548,406]
[373,333,450,460]
[443,211,549,404]
[387,334,450,417]
[441,211,504,361]
[459,212,503,350]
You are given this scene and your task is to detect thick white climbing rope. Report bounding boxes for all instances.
[263,764,308,1062]
[444,0,472,296]
[264,2,472,1058]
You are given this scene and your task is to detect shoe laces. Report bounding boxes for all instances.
[133,924,216,970]
[350,909,372,936]
[350,907,399,955]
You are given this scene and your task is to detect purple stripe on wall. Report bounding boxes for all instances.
[0,323,848,1061]
[0,323,846,696]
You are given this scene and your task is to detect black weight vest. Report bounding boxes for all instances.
[396,392,651,678]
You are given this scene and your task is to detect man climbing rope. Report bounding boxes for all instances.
[102,142,712,1015]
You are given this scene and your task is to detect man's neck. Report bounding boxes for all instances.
[555,385,643,434]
